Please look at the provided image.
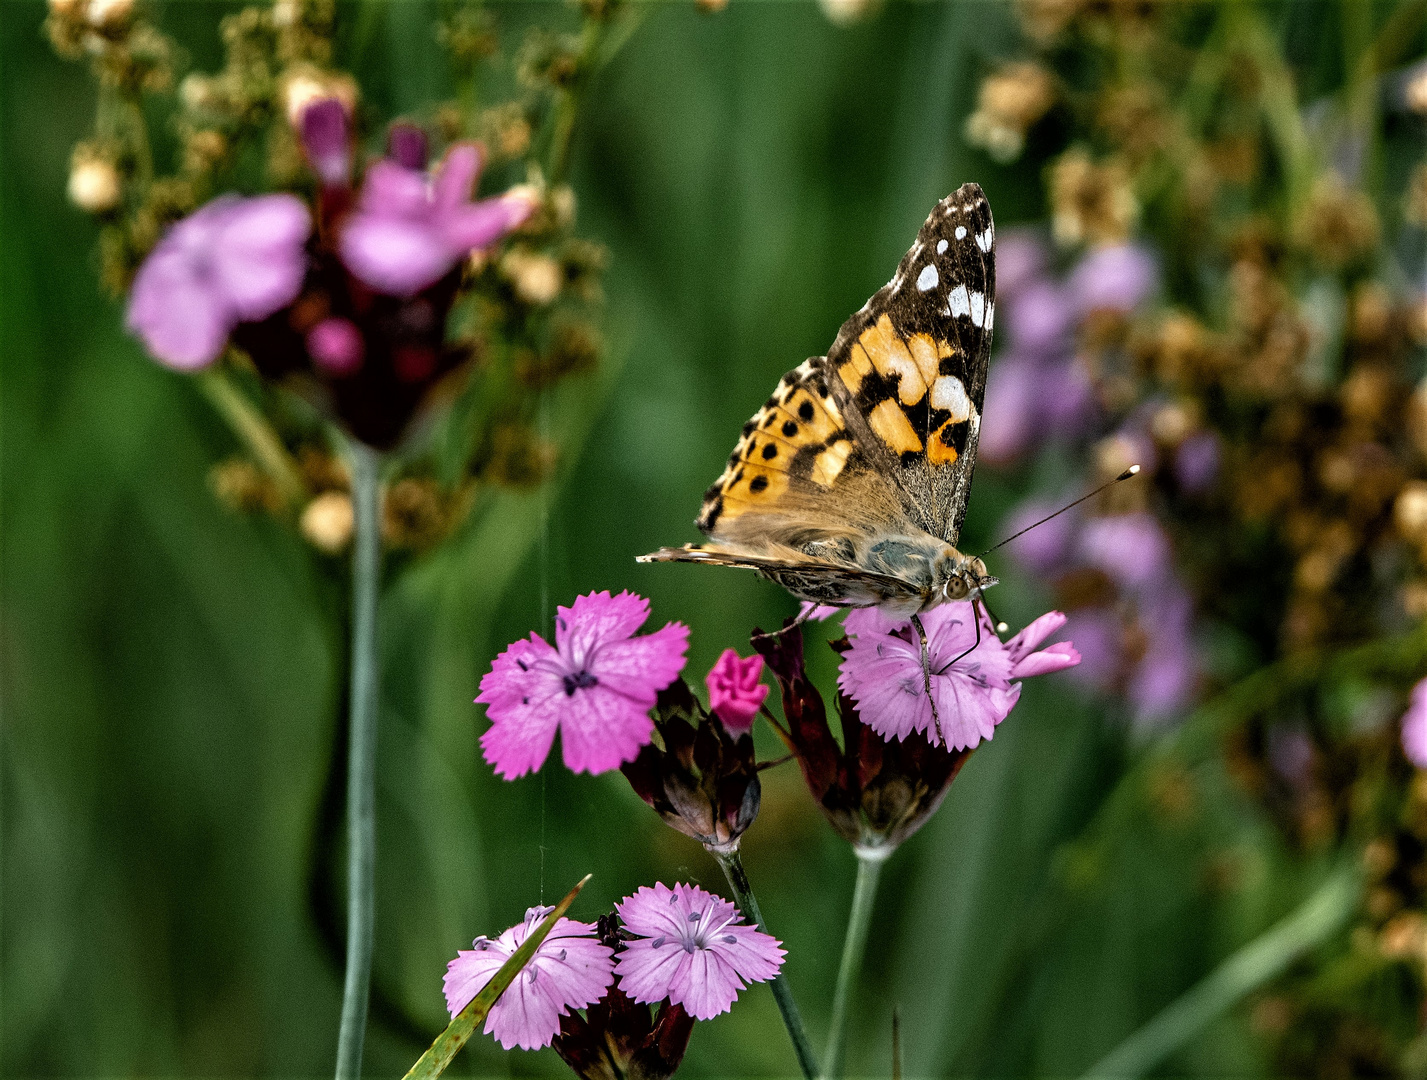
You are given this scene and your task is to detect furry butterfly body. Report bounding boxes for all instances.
[639,183,998,617]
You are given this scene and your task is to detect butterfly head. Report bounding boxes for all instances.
[936,552,997,603]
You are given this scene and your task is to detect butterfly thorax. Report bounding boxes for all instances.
[758,529,992,615]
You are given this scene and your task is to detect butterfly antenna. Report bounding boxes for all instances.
[975,465,1141,560]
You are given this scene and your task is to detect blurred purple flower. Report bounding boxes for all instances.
[386,122,429,170]
[1006,279,1075,354]
[994,229,1050,300]
[477,591,689,779]
[1267,726,1315,788]
[1078,513,1172,591]
[705,649,767,737]
[1068,243,1159,315]
[837,602,1079,750]
[1402,679,1427,768]
[613,883,784,1021]
[998,497,1080,576]
[126,194,311,369]
[299,98,351,187]
[1061,609,1123,689]
[1175,431,1221,494]
[340,142,536,296]
[1128,624,1196,725]
[980,353,1042,463]
[444,906,615,1051]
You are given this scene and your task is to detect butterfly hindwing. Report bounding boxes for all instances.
[824,183,995,545]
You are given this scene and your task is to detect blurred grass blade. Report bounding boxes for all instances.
[891,1007,902,1080]
[1080,862,1360,1080]
[401,873,592,1080]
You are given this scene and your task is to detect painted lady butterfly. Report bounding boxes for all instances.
[640,183,998,620]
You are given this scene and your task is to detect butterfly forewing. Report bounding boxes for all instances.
[640,183,996,609]
[822,183,995,545]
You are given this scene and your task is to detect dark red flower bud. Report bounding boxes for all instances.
[620,677,761,854]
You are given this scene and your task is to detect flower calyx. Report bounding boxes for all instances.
[620,677,760,853]
[551,914,695,1080]
[752,621,973,852]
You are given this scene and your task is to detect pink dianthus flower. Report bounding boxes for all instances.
[340,142,535,296]
[478,591,689,779]
[705,649,767,736]
[444,906,615,1051]
[126,194,311,369]
[614,883,784,1020]
[837,602,1080,751]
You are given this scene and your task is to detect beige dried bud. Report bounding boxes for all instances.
[301,491,354,553]
[1396,482,1427,542]
[85,0,133,29]
[486,424,559,487]
[281,67,357,127]
[1406,66,1427,115]
[1016,0,1084,41]
[550,184,577,230]
[210,458,283,515]
[1150,402,1196,447]
[818,0,880,24]
[383,477,448,549]
[1294,175,1380,269]
[1049,149,1138,247]
[502,247,563,306]
[964,63,1055,163]
[67,150,122,214]
[1380,911,1427,962]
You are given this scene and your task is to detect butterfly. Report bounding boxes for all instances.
[639,182,999,635]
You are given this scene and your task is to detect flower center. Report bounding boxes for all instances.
[562,669,599,696]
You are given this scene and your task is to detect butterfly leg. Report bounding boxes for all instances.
[751,602,817,642]
[937,598,985,675]
[910,613,946,747]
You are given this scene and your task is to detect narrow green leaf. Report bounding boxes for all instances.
[401,873,593,1080]
[1079,862,1361,1080]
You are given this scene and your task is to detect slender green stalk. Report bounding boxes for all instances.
[1079,862,1360,1080]
[198,368,306,508]
[335,442,383,1080]
[712,848,819,1080]
[823,849,886,1080]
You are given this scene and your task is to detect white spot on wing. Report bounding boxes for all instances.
[954,226,967,240]
[931,375,972,421]
[985,301,994,332]
[936,239,948,254]
[969,290,985,327]
[916,264,939,291]
[976,225,993,253]
[948,284,970,319]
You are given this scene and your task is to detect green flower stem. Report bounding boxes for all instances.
[335,441,383,1080]
[712,848,819,1080]
[823,849,886,1080]
[198,368,306,508]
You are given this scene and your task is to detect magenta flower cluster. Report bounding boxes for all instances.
[444,883,784,1051]
[124,98,533,371]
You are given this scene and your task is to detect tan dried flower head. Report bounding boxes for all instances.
[964,63,1055,163]
[1049,149,1138,246]
[501,247,563,306]
[1396,482,1427,543]
[1016,0,1086,41]
[383,477,448,550]
[210,458,283,515]
[1096,82,1170,164]
[1294,175,1380,269]
[301,491,354,553]
[67,143,122,214]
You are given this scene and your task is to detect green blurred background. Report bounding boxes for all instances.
[2,2,1298,1076]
